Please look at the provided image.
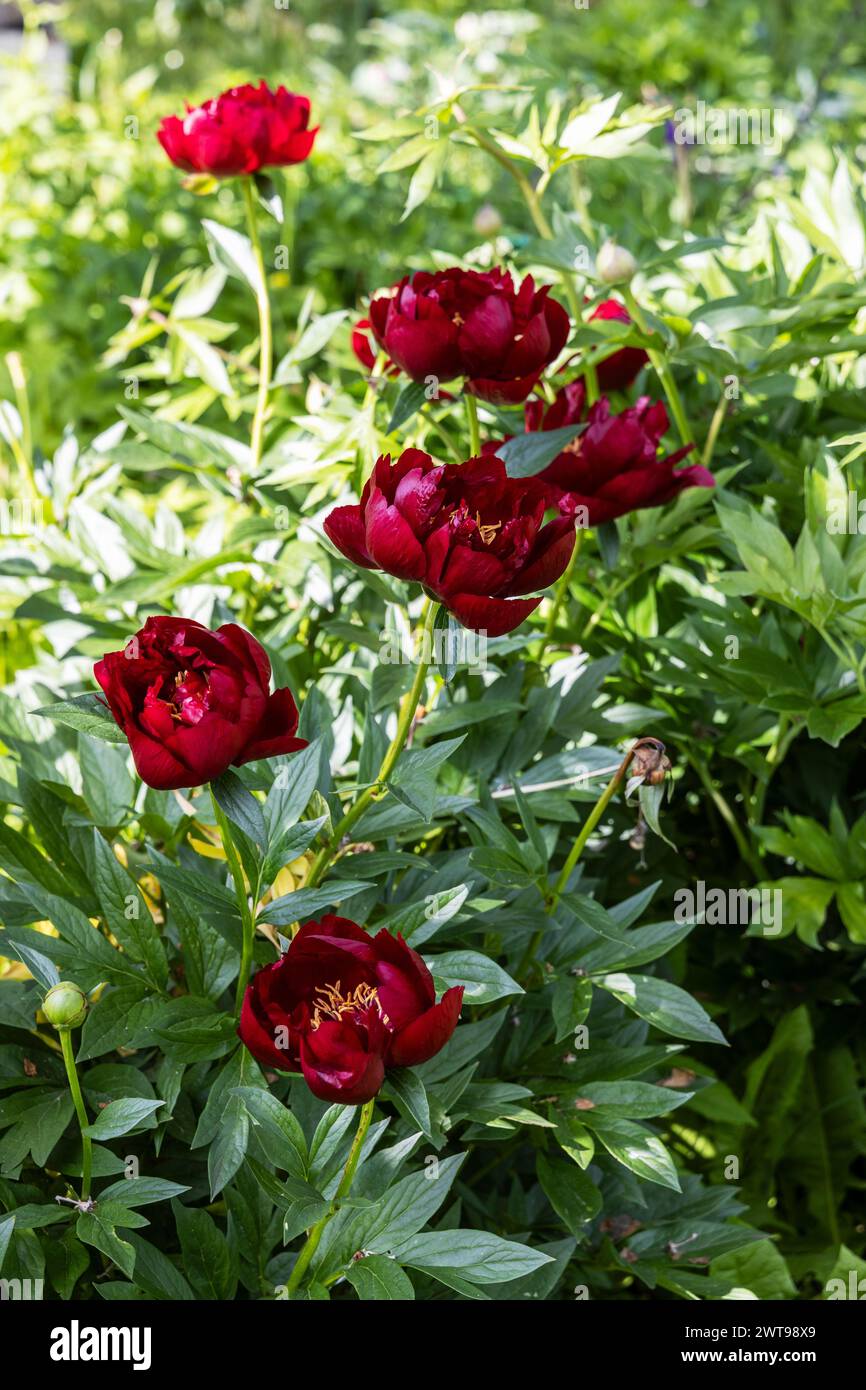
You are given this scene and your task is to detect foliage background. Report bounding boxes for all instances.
[1,0,865,1302]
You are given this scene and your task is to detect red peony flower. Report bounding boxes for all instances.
[238,915,464,1104]
[157,82,317,178]
[589,298,648,393]
[537,394,713,523]
[367,268,569,404]
[94,616,306,791]
[324,449,576,636]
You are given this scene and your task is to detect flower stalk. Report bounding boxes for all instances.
[306,599,439,888]
[519,738,665,977]
[211,789,258,1015]
[465,393,481,457]
[285,1098,375,1295]
[59,1027,92,1202]
[242,177,274,473]
[537,526,583,658]
[622,287,693,449]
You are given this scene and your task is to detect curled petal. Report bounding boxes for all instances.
[446,591,542,637]
[388,987,464,1067]
[324,504,376,569]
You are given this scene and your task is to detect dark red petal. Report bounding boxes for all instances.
[126,728,195,791]
[364,488,427,581]
[440,543,509,598]
[235,688,307,766]
[388,987,464,1067]
[500,516,576,597]
[446,592,542,637]
[324,504,376,569]
[238,985,295,1071]
[465,370,544,405]
[216,623,272,692]
[458,293,514,372]
[372,930,436,1025]
[300,1022,385,1104]
[385,312,461,383]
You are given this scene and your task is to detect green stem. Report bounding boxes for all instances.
[425,409,463,463]
[686,752,764,878]
[751,715,797,825]
[461,121,584,326]
[584,362,600,407]
[211,789,256,1015]
[60,1028,92,1201]
[623,289,693,448]
[538,527,583,658]
[242,178,273,473]
[306,600,439,889]
[285,1098,375,1295]
[551,743,638,904]
[702,391,727,470]
[465,394,480,457]
[519,743,639,977]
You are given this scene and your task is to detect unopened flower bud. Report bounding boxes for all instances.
[473,203,502,238]
[43,982,88,1029]
[596,240,637,285]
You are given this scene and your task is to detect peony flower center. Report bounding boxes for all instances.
[475,514,502,545]
[165,667,211,725]
[310,980,390,1030]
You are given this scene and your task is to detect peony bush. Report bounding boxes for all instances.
[1,3,865,1310]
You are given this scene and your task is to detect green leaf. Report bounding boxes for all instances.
[552,975,593,1042]
[638,782,676,848]
[212,770,267,849]
[91,831,168,989]
[202,219,264,297]
[77,987,161,1061]
[499,422,584,478]
[246,1160,329,1242]
[35,694,127,744]
[126,1233,195,1300]
[387,380,428,435]
[45,1225,90,1299]
[208,1094,250,1199]
[712,1238,797,1300]
[84,1098,165,1140]
[588,1115,681,1190]
[97,1177,190,1208]
[597,972,727,1045]
[261,880,374,926]
[427,949,523,1004]
[79,734,134,825]
[537,1152,601,1234]
[172,1201,236,1300]
[264,739,324,833]
[76,1211,136,1281]
[396,1230,553,1283]
[346,1254,415,1300]
[233,1086,308,1180]
[383,1068,432,1138]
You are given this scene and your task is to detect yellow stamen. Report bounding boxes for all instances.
[310,980,389,1030]
[476,513,502,545]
